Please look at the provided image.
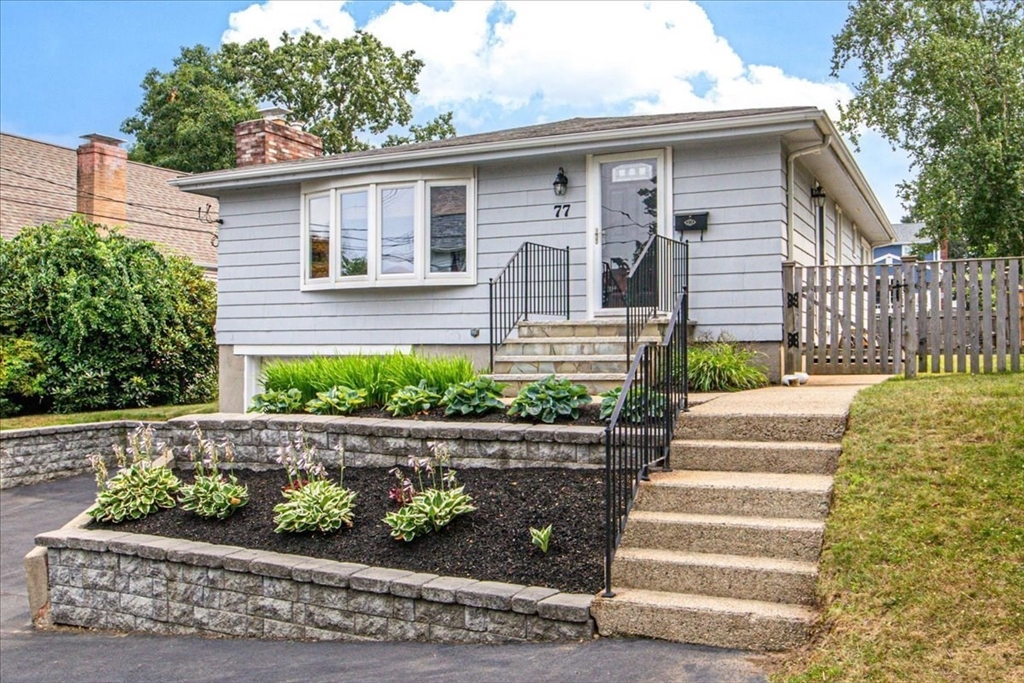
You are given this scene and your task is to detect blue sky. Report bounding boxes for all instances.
[0,0,910,221]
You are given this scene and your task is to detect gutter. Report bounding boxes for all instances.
[786,134,832,261]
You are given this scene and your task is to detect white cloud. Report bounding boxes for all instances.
[222,1,355,44]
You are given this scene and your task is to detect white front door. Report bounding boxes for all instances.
[587,149,670,316]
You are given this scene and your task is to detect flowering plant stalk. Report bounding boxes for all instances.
[177,424,249,519]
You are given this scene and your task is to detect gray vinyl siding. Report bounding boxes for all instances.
[673,138,786,342]
[790,164,818,266]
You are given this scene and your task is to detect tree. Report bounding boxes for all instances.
[833,0,1024,257]
[122,32,456,173]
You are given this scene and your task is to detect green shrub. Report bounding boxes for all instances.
[686,337,769,392]
[385,380,442,417]
[441,376,507,416]
[599,386,668,423]
[86,425,180,523]
[383,448,475,542]
[249,388,304,413]
[305,385,367,415]
[530,524,553,553]
[177,425,248,519]
[0,336,48,417]
[507,375,591,423]
[0,217,217,413]
[272,429,357,533]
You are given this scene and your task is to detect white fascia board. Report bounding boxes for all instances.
[172,109,824,194]
[234,344,413,357]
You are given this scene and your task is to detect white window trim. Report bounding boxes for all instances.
[300,169,476,290]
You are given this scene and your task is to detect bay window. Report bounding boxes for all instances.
[300,173,475,289]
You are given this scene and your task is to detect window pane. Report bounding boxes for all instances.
[307,195,330,280]
[339,191,368,276]
[380,186,414,275]
[429,185,467,273]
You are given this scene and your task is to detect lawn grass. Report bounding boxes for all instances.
[771,373,1024,682]
[0,402,218,431]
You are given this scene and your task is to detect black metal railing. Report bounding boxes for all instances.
[625,235,688,359]
[603,288,689,597]
[489,242,570,371]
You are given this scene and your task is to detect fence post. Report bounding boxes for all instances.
[902,256,919,378]
[783,261,800,376]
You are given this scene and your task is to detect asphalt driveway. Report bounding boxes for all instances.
[0,474,768,683]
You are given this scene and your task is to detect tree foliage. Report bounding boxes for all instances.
[122,31,456,173]
[0,216,217,415]
[833,0,1024,257]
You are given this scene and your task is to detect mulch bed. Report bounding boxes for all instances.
[344,402,606,426]
[92,467,605,595]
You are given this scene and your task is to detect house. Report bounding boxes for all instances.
[873,222,942,265]
[172,107,895,412]
[0,132,219,276]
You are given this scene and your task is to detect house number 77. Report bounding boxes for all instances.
[554,204,571,218]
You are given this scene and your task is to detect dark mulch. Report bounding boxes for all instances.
[347,402,606,426]
[92,467,605,594]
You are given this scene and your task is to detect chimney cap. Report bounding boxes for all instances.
[80,133,126,147]
[259,106,292,121]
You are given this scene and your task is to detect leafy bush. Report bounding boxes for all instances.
[0,217,217,413]
[686,337,769,392]
[441,376,507,416]
[0,336,48,417]
[305,385,367,415]
[259,352,476,406]
[86,425,180,523]
[383,448,475,542]
[507,375,591,423]
[272,429,357,533]
[177,425,248,519]
[385,380,442,417]
[249,388,304,414]
[599,386,668,423]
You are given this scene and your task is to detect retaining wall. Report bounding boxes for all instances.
[0,422,137,489]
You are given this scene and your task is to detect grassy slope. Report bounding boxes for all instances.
[773,373,1024,682]
[0,402,218,431]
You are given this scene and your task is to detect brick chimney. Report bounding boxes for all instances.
[235,107,323,167]
[77,134,127,227]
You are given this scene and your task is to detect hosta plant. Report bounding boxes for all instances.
[441,376,507,416]
[177,424,248,519]
[599,386,668,423]
[530,524,553,553]
[385,380,442,417]
[249,387,303,414]
[507,375,591,423]
[86,425,180,523]
[383,446,475,542]
[305,385,367,415]
[272,429,357,533]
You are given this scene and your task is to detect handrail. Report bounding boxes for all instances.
[624,235,688,362]
[604,287,689,597]
[488,242,570,371]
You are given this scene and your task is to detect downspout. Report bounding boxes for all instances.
[786,134,832,261]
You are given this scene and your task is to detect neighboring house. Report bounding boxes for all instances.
[873,222,942,265]
[0,132,219,275]
[173,107,895,411]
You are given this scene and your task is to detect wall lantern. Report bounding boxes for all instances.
[553,167,568,196]
[811,183,827,208]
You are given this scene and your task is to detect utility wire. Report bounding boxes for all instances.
[2,196,220,240]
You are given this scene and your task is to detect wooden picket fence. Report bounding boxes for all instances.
[783,257,1023,377]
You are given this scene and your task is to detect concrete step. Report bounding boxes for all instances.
[621,510,825,562]
[591,587,815,651]
[670,439,841,475]
[518,319,628,338]
[613,547,818,605]
[492,354,627,375]
[488,373,625,397]
[635,470,833,520]
[674,412,847,443]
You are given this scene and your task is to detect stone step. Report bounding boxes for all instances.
[621,510,825,562]
[674,412,847,443]
[613,547,818,605]
[670,439,841,475]
[492,355,627,375]
[635,470,833,520]
[487,373,626,397]
[591,587,815,651]
[517,319,628,338]
[500,337,630,357]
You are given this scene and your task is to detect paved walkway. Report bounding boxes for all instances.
[689,375,890,416]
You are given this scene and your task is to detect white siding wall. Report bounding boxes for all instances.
[790,164,817,266]
[673,138,786,342]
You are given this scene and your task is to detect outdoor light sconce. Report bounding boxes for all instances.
[553,167,568,196]
[811,183,827,208]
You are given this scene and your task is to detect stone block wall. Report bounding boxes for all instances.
[36,528,595,643]
[0,422,134,489]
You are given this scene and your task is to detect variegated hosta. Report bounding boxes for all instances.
[273,479,357,533]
